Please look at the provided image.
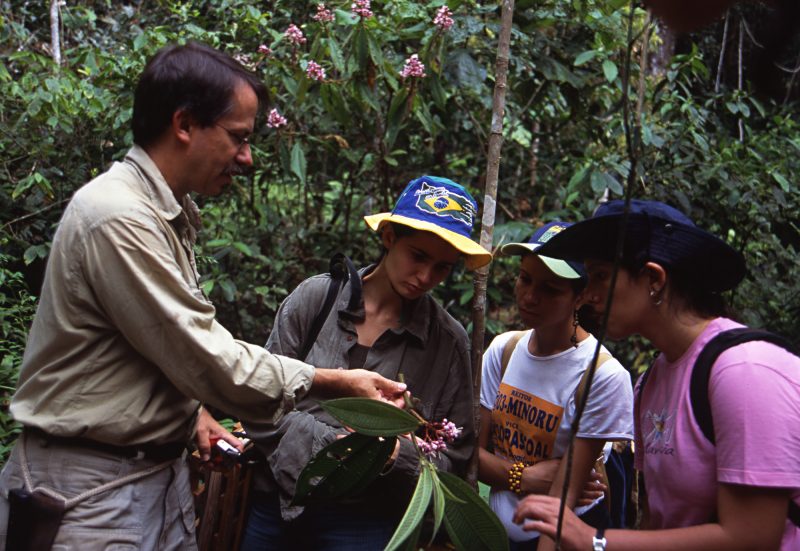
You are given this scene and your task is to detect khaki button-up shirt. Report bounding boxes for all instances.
[11,146,314,446]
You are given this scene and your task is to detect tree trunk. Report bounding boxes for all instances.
[50,0,62,67]
[468,0,514,487]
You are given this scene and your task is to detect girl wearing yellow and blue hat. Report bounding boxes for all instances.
[241,176,490,550]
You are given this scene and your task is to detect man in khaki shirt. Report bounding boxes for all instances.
[0,42,406,550]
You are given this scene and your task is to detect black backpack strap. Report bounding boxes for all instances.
[689,327,798,445]
[297,253,362,361]
[790,501,800,527]
[634,364,655,436]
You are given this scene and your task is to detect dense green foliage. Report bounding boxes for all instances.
[1,0,798,463]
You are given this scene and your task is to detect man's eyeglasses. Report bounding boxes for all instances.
[215,123,251,150]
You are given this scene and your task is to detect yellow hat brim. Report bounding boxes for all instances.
[364,213,492,270]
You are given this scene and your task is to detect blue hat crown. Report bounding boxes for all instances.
[392,176,478,238]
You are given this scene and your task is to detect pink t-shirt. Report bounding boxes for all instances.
[634,318,800,549]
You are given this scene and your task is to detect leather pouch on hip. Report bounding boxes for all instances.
[7,487,66,551]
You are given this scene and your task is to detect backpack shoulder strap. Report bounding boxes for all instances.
[690,327,798,445]
[298,253,361,361]
[574,351,613,407]
[689,327,799,527]
[500,331,528,379]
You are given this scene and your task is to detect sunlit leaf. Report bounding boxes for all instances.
[232,242,253,256]
[602,59,618,83]
[574,50,597,66]
[771,172,791,193]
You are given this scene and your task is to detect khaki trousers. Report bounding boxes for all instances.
[0,433,198,550]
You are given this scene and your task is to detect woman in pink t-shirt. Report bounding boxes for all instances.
[513,199,800,551]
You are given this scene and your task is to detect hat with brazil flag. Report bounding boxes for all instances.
[364,175,492,270]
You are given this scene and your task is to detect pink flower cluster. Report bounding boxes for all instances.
[257,44,273,56]
[284,24,307,46]
[400,54,426,79]
[267,108,287,128]
[417,419,462,458]
[313,3,335,23]
[306,60,326,81]
[433,6,454,31]
[351,0,373,19]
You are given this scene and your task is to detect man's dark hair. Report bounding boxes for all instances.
[132,42,268,147]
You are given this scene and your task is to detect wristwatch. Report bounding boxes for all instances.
[592,527,607,551]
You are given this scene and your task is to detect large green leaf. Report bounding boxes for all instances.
[439,471,509,551]
[293,432,396,505]
[384,462,434,551]
[320,398,421,436]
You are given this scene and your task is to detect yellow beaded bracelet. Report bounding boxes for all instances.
[508,461,525,494]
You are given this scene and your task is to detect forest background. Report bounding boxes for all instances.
[1,0,799,463]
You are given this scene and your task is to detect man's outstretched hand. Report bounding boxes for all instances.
[311,368,408,408]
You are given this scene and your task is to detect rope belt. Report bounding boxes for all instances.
[19,430,179,511]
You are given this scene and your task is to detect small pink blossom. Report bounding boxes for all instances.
[257,44,273,56]
[417,418,462,458]
[284,24,307,46]
[313,3,335,23]
[433,6,454,31]
[400,54,426,79]
[351,0,373,19]
[267,108,288,128]
[306,60,326,81]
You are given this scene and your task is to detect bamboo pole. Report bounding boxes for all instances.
[468,0,515,486]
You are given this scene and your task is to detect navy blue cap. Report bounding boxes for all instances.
[536,199,746,291]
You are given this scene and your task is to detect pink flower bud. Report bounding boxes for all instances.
[351,0,373,19]
[434,6,454,31]
[313,3,335,23]
[306,60,326,81]
[400,54,426,79]
[285,24,307,46]
[267,108,288,128]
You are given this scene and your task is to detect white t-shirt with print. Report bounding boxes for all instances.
[480,330,634,542]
